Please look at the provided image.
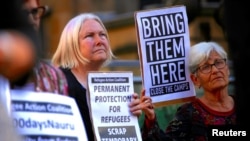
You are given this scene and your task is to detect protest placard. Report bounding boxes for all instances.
[88,71,142,141]
[134,5,195,107]
[11,90,88,141]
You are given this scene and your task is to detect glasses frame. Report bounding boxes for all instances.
[25,6,46,20]
[195,58,227,74]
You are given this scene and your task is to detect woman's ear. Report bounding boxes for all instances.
[190,73,200,87]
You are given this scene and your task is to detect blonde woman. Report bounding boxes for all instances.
[52,13,142,141]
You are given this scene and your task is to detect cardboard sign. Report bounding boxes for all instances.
[11,90,88,141]
[134,5,195,107]
[88,71,142,141]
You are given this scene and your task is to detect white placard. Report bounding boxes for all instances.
[88,71,142,141]
[11,90,88,141]
[134,5,196,107]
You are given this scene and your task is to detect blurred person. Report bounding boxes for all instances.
[0,0,38,83]
[1,0,39,112]
[140,41,236,141]
[22,0,45,31]
[0,31,37,116]
[1,0,68,140]
[52,13,142,141]
[0,0,40,141]
[0,31,36,83]
[11,0,68,95]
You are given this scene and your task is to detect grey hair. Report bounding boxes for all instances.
[189,41,228,74]
[52,13,114,68]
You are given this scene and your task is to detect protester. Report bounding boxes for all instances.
[22,0,46,31]
[11,0,68,95]
[52,13,142,141]
[140,41,236,141]
[0,31,36,83]
[0,0,38,83]
[0,0,39,141]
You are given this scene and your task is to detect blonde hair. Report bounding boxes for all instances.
[52,13,114,68]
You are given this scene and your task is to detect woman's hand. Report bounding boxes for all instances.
[129,93,142,117]
[140,89,155,120]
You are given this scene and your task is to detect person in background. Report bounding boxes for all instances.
[11,0,68,95]
[0,0,39,141]
[0,31,36,83]
[22,0,45,31]
[52,13,142,141]
[0,0,38,83]
[140,41,236,141]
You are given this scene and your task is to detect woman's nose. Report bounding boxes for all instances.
[94,35,104,45]
[211,64,219,72]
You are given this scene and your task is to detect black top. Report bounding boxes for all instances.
[60,68,95,141]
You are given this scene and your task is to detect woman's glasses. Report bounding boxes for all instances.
[25,6,46,20]
[195,59,227,74]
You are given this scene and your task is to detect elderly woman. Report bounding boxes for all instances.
[140,41,236,141]
[52,13,142,141]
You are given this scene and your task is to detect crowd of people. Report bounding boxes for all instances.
[0,0,247,141]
